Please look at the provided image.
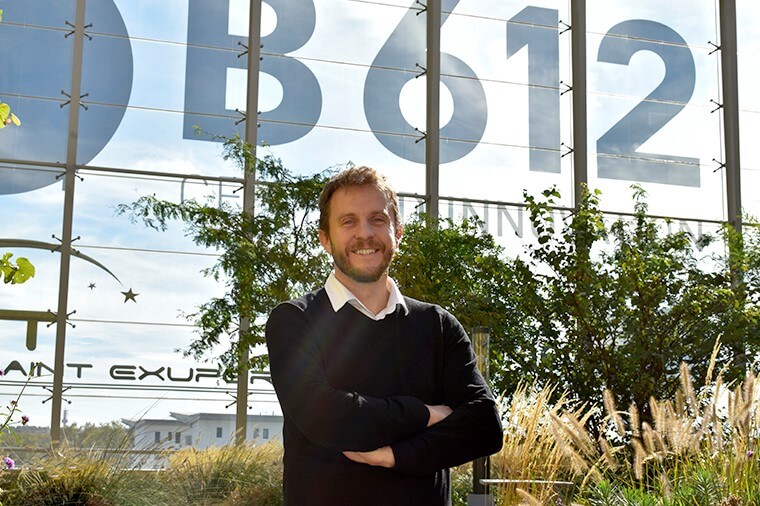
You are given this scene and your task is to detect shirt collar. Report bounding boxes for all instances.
[324,271,409,321]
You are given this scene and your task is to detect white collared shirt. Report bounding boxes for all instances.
[324,271,409,321]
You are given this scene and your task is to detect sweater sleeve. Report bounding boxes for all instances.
[390,309,503,476]
[265,301,430,452]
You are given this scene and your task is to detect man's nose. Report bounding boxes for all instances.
[356,219,375,238]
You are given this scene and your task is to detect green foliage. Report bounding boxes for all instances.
[721,219,760,370]
[583,467,731,506]
[0,444,283,506]
[2,423,131,464]
[0,446,167,506]
[668,468,724,506]
[62,422,132,449]
[0,253,34,285]
[163,443,282,505]
[391,214,523,391]
[1,366,32,451]
[0,103,20,129]
[585,480,660,506]
[496,365,760,505]
[117,135,331,374]
[450,464,472,506]
[737,221,760,301]
[508,185,756,419]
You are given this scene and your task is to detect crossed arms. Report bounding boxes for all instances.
[265,300,503,476]
[342,404,453,468]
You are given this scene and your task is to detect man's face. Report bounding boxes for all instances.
[319,185,402,285]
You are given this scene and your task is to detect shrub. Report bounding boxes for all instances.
[488,339,760,505]
[0,445,165,506]
[162,442,282,505]
[490,384,588,505]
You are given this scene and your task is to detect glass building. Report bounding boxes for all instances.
[0,0,755,440]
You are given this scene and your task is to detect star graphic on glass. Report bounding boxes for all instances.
[121,288,139,303]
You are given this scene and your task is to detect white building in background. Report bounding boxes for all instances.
[122,412,283,468]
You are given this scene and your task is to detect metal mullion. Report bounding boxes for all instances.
[234,0,263,446]
[719,0,741,234]
[426,0,441,225]
[571,0,588,208]
[50,0,87,444]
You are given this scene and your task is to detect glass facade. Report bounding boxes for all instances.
[0,0,748,433]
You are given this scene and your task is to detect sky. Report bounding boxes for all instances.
[0,0,757,427]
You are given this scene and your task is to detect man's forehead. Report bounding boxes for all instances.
[331,185,391,213]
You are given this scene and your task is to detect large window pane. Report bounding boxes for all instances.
[10,320,278,428]
[0,319,55,430]
[586,0,717,43]
[0,21,72,164]
[0,168,64,310]
[737,0,760,218]
[586,1,722,219]
[80,105,241,178]
[264,125,426,195]
[0,97,69,165]
[102,0,189,45]
[0,0,75,30]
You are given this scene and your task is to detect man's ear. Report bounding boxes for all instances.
[318,228,332,254]
[395,224,403,243]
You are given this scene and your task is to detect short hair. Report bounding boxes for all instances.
[318,166,400,234]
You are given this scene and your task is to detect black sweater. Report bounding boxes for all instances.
[265,288,503,505]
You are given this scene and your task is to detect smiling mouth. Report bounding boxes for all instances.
[353,248,379,255]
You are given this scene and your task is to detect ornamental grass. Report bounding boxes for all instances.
[489,340,760,505]
[490,383,588,505]
[162,441,283,505]
[0,443,166,506]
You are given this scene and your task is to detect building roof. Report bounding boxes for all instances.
[122,412,283,427]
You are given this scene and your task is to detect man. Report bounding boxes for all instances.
[265,166,503,505]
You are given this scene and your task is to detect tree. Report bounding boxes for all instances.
[117,136,332,374]
[391,214,527,394]
[62,421,132,449]
[508,186,758,422]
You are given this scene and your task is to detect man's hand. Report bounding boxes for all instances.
[342,405,451,468]
[426,404,452,427]
[343,446,395,468]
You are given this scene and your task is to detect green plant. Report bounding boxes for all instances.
[1,367,32,482]
[163,442,282,505]
[485,340,760,505]
[391,214,523,392]
[572,345,760,504]
[450,464,472,506]
[506,185,755,422]
[0,444,166,506]
[0,103,20,129]
[0,253,34,284]
[117,135,331,375]
[0,381,30,442]
[585,480,659,506]
[490,383,590,505]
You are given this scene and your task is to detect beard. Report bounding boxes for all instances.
[331,240,394,283]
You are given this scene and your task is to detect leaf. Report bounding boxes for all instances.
[0,102,9,127]
[12,257,35,284]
